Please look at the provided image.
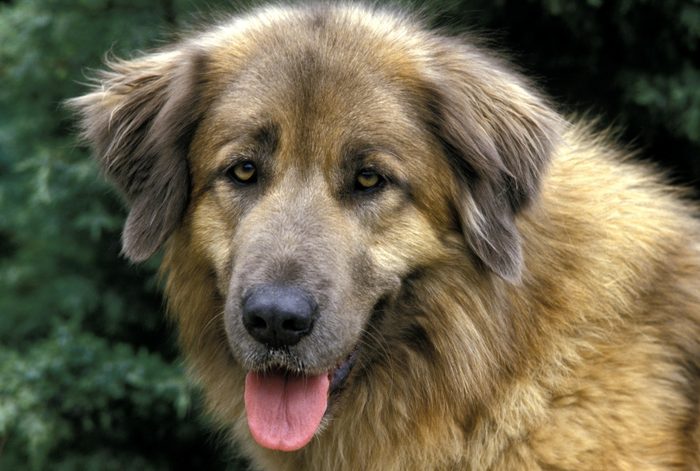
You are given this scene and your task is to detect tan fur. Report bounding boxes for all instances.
[70,4,700,470]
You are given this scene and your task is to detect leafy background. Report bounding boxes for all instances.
[1,0,698,469]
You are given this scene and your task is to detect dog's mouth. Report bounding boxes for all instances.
[244,350,358,452]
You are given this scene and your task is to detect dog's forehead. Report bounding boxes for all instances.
[191,17,435,177]
[230,56,412,157]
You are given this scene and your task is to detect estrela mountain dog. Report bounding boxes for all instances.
[70,4,700,470]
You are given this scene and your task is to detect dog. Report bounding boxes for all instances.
[69,4,700,469]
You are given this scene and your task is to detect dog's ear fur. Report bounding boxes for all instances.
[68,48,206,262]
[427,41,562,283]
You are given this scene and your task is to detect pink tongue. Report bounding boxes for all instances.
[244,371,329,451]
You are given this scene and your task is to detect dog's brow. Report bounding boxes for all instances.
[343,144,401,165]
[251,122,279,154]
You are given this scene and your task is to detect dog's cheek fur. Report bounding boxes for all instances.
[424,42,563,283]
[67,48,211,261]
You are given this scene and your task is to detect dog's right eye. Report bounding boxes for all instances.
[354,168,385,192]
[227,161,257,185]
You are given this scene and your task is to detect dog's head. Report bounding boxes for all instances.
[69,5,560,453]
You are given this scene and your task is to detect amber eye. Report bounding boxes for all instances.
[355,169,384,191]
[228,161,257,184]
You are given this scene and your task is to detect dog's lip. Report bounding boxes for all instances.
[329,349,358,395]
[246,348,358,397]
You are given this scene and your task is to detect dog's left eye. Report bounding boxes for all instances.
[355,169,385,192]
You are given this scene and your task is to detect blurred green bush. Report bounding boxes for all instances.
[0,1,244,469]
[0,0,698,469]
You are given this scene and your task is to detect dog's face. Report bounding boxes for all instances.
[190,41,450,372]
[185,40,460,449]
[69,5,560,453]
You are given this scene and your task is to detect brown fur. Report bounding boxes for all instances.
[69,4,700,470]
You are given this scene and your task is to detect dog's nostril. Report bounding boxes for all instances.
[242,285,318,348]
[282,318,307,333]
[249,315,268,330]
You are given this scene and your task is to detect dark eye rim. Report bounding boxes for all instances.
[354,168,387,193]
[225,160,258,186]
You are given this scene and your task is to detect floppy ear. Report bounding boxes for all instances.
[68,48,206,262]
[427,41,562,283]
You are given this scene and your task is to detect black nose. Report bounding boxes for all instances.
[242,285,317,347]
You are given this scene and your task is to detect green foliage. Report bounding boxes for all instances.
[0,327,196,470]
[0,0,697,469]
[0,0,243,469]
